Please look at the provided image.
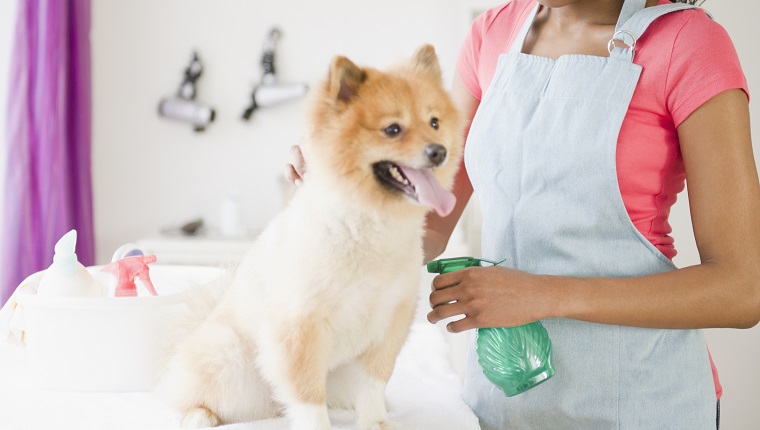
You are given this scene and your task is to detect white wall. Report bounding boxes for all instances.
[670,1,760,428]
[91,0,468,264]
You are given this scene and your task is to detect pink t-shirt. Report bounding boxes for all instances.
[458,0,748,261]
[458,0,749,399]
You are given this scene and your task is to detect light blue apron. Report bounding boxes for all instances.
[463,0,716,428]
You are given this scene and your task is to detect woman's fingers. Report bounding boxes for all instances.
[446,317,477,333]
[290,145,306,176]
[284,145,307,187]
[283,164,302,187]
[427,300,468,324]
[428,271,472,325]
[426,297,478,333]
[430,286,459,308]
[431,269,467,291]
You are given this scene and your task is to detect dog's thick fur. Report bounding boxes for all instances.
[155,45,463,430]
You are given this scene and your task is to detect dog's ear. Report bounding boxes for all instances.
[328,56,367,104]
[411,44,442,82]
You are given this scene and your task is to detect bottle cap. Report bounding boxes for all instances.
[52,230,79,275]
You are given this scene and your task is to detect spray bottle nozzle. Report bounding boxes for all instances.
[101,255,158,297]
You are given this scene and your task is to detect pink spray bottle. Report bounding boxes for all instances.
[101,255,158,297]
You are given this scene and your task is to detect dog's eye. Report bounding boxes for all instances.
[383,123,402,138]
[430,117,439,130]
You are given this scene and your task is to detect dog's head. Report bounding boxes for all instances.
[304,45,464,218]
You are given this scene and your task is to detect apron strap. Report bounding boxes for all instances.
[508,4,540,54]
[610,2,703,62]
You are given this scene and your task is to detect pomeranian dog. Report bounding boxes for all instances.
[155,45,463,430]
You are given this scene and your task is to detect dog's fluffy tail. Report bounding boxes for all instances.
[158,269,234,378]
[172,269,232,336]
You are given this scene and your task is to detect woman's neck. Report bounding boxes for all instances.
[538,0,660,31]
[539,0,625,31]
[524,0,660,58]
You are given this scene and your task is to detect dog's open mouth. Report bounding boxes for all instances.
[372,161,456,217]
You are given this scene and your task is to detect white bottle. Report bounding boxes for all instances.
[36,230,102,297]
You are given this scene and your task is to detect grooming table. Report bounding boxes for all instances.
[0,321,480,429]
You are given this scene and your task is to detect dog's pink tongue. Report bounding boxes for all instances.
[399,166,456,217]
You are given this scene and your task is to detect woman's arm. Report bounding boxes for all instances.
[429,89,760,331]
[423,74,478,263]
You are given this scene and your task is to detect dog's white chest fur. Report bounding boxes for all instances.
[218,187,423,366]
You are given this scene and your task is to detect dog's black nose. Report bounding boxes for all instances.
[425,144,447,166]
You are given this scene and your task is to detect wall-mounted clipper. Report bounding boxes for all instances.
[242,28,308,120]
[158,52,216,132]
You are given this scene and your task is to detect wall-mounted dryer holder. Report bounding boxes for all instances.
[158,52,217,132]
[242,28,309,120]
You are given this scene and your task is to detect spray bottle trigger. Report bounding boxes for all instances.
[478,258,507,267]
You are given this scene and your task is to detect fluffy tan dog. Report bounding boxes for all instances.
[156,45,463,430]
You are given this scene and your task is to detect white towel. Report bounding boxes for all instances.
[0,323,480,430]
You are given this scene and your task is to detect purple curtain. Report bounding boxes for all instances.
[1,0,93,305]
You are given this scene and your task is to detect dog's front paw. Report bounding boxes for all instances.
[181,406,221,428]
[359,420,397,430]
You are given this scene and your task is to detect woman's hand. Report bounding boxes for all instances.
[427,265,555,333]
[283,145,306,187]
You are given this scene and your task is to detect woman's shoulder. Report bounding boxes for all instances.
[637,4,747,126]
[643,4,733,48]
[471,0,535,35]
[639,4,741,76]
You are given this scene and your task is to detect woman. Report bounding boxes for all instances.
[287,0,758,427]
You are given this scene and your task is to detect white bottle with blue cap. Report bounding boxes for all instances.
[36,230,102,297]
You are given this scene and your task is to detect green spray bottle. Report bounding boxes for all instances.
[427,257,555,396]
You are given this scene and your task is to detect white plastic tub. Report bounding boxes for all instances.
[14,265,224,392]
